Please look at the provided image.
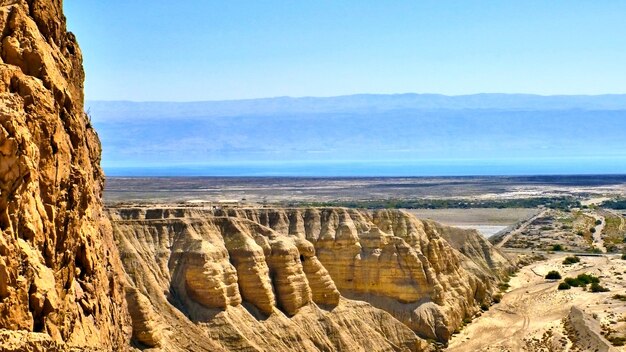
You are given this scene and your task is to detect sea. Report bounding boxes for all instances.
[103,158,626,177]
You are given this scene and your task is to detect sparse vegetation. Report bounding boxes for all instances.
[297,197,581,210]
[601,199,626,209]
[607,335,626,347]
[551,244,564,251]
[563,273,600,287]
[612,294,626,302]
[562,256,580,265]
[545,271,562,280]
[558,282,571,290]
[590,282,610,292]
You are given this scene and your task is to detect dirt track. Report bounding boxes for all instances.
[446,253,626,351]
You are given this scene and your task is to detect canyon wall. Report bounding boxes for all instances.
[109,207,514,350]
[0,1,514,350]
[0,0,130,349]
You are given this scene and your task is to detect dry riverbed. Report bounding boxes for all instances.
[447,253,626,351]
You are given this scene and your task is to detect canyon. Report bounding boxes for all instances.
[4,1,620,351]
[107,206,513,351]
[0,1,513,350]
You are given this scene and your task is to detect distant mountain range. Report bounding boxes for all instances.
[87,94,626,176]
[88,93,626,120]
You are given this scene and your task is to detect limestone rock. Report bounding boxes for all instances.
[0,0,130,349]
[109,210,435,351]
[266,237,312,315]
[109,206,514,348]
[125,288,164,348]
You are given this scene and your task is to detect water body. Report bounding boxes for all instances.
[456,225,509,238]
[104,158,626,177]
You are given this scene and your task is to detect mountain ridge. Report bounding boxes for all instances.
[87,93,626,121]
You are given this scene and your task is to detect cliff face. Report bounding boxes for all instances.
[0,0,129,349]
[109,207,514,350]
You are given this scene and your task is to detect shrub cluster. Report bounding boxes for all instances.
[551,244,564,251]
[612,294,626,302]
[558,273,609,292]
[563,273,600,287]
[545,271,562,280]
[558,282,571,290]
[562,256,580,265]
[590,282,610,292]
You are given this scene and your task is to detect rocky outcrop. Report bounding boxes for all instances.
[0,0,130,349]
[427,220,514,286]
[109,206,514,349]
[111,214,428,351]
[567,306,618,352]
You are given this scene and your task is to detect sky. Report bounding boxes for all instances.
[64,1,626,102]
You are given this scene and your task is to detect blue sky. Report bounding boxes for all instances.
[64,1,626,102]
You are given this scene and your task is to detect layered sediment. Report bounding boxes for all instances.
[109,206,514,350]
[0,1,515,350]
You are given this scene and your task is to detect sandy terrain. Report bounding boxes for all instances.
[103,176,626,204]
[493,209,605,252]
[588,212,608,253]
[446,253,626,351]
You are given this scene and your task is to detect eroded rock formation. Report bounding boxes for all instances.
[109,206,514,350]
[0,0,130,349]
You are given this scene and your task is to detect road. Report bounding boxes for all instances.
[495,209,548,248]
[587,212,607,253]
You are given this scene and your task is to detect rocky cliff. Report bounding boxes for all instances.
[0,0,130,349]
[108,206,514,350]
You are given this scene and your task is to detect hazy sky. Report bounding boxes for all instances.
[65,1,626,102]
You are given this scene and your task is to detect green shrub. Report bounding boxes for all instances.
[558,282,571,290]
[552,244,564,251]
[562,256,580,265]
[590,228,596,233]
[577,273,600,285]
[563,273,600,287]
[480,303,490,311]
[545,271,562,280]
[590,282,610,292]
[621,253,626,260]
[595,219,603,226]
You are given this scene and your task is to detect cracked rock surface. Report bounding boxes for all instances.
[0,0,130,349]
